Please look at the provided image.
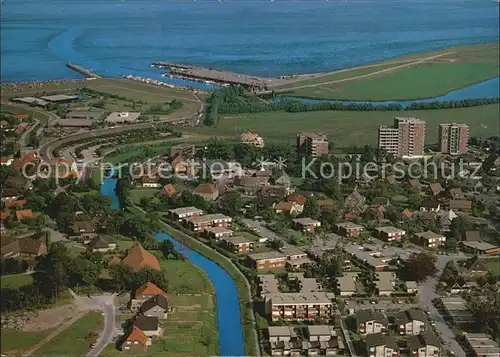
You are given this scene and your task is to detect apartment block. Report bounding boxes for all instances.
[248,251,287,270]
[183,213,232,231]
[378,117,426,158]
[414,231,446,248]
[438,123,469,155]
[168,206,204,221]
[334,222,365,237]
[220,235,254,254]
[266,292,333,321]
[375,226,406,242]
[297,132,329,157]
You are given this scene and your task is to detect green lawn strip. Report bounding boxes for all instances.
[34,311,103,356]
[1,273,34,289]
[185,104,500,147]
[159,259,214,294]
[0,329,52,354]
[130,188,160,205]
[483,257,500,275]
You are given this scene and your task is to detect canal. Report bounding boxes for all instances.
[100,174,245,356]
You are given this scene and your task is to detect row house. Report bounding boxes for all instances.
[248,251,287,271]
[414,231,446,248]
[407,333,441,357]
[204,226,233,240]
[375,226,406,242]
[268,325,342,356]
[220,235,254,254]
[130,282,168,312]
[365,333,398,357]
[168,206,204,221]
[334,222,364,237]
[266,292,333,321]
[395,309,427,335]
[357,309,389,335]
[462,333,500,357]
[336,272,358,297]
[292,217,321,233]
[183,213,232,232]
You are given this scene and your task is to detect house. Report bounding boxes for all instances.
[240,131,264,148]
[0,157,13,166]
[407,332,441,357]
[268,326,294,356]
[169,143,196,158]
[395,309,427,335]
[463,256,490,275]
[254,170,273,185]
[449,187,465,200]
[436,210,457,232]
[306,325,340,355]
[365,333,398,357]
[271,170,291,188]
[287,194,306,206]
[139,294,169,319]
[15,209,33,223]
[259,185,289,198]
[248,251,287,270]
[204,226,233,240]
[0,211,9,221]
[344,190,366,208]
[461,240,500,255]
[334,222,364,237]
[132,315,162,337]
[420,199,440,213]
[105,111,141,125]
[292,218,321,233]
[357,309,388,335]
[449,199,472,212]
[122,243,161,271]
[372,197,390,207]
[168,206,203,221]
[233,176,261,195]
[408,179,421,190]
[405,281,418,294]
[87,236,116,253]
[414,231,446,248]
[318,199,334,213]
[428,182,444,196]
[273,201,301,215]
[336,272,358,297]
[171,153,188,174]
[193,182,219,201]
[220,235,254,254]
[401,208,413,219]
[160,184,177,197]
[119,326,150,353]
[183,213,232,231]
[375,226,405,242]
[140,176,161,188]
[0,238,47,258]
[4,199,27,209]
[71,220,96,239]
[482,153,500,171]
[375,272,395,296]
[265,292,332,321]
[130,282,167,312]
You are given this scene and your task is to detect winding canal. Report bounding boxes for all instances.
[100,174,245,356]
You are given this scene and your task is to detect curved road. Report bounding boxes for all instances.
[87,303,115,357]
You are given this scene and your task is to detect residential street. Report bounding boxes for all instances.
[87,303,116,357]
[418,254,466,357]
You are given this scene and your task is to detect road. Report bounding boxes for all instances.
[19,118,39,148]
[87,303,115,357]
[418,254,467,357]
[275,52,455,91]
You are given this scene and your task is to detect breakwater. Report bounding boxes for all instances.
[66,63,102,79]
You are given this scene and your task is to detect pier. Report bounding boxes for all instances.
[152,61,271,91]
[66,63,102,79]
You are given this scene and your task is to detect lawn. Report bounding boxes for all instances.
[186,104,500,147]
[1,273,34,289]
[34,311,104,356]
[275,42,500,100]
[106,142,174,165]
[130,188,160,205]
[159,259,214,294]
[483,257,500,275]
[0,329,52,354]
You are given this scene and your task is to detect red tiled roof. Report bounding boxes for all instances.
[20,151,37,163]
[286,194,306,206]
[15,113,29,120]
[162,184,177,197]
[15,209,33,222]
[123,326,148,346]
[401,209,413,218]
[122,243,161,271]
[194,183,218,195]
[274,202,295,212]
[0,211,9,221]
[135,281,167,298]
[4,199,27,209]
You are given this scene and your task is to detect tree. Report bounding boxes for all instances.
[68,258,101,287]
[399,252,438,282]
[267,239,284,250]
[302,198,320,220]
[218,191,243,215]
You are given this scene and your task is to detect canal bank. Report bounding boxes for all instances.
[100,175,258,356]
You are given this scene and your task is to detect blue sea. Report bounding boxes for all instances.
[1,0,499,83]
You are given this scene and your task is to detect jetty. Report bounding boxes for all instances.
[66,63,102,79]
[152,61,271,91]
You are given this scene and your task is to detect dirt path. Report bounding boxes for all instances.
[21,311,87,357]
[276,52,455,91]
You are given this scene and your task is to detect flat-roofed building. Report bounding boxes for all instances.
[336,272,358,296]
[439,123,469,155]
[258,274,280,296]
[183,213,231,231]
[105,112,141,125]
[375,226,406,242]
[248,251,287,271]
[414,231,446,248]
[439,297,475,324]
[463,333,500,357]
[378,117,426,158]
[168,206,203,221]
[375,272,395,296]
[292,217,321,233]
[334,222,364,237]
[54,119,94,127]
[40,94,79,103]
[461,241,500,255]
[220,235,254,254]
[266,292,332,321]
[344,245,390,271]
[65,111,104,120]
[12,97,48,107]
[204,226,233,240]
[297,132,329,157]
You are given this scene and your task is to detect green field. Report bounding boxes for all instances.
[186,104,500,147]
[0,329,52,354]
[160,259,214,294]
[34,311,104,356]
[130,188,160,205]
[1,273,34,289]
[483,257,500,275]
[275,43,499,100]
